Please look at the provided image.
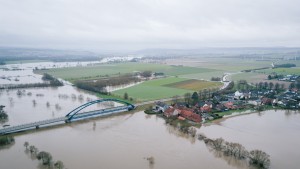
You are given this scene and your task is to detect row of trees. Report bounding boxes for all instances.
[140,70,152,78]
[255,81,300,90]
[24,142,65,169]
[182,88,219,105]
[199,136,270,169]
[254,81,284,91]
[211,77,221,81]
[289,81,300,90]
[42,73,64,86]
[0,82,59,90]
[273,63,296,68]
[76,74,140,94]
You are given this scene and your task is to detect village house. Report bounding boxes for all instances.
[164,107,180,117]
[234,91,251,100]
[154,101,169,113]
[223,101,237,110]
[261,97,273,105]
[179,108,202,123]
[200,103,212,113]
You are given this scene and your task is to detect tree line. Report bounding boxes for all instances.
[76,74,140,94]
[24,142,65,169]
[178,88,220,106]
[273,63,296,68]
[0,73,63,89]
[42,73,64,86]
[0,136,14,146]
[198,135,270,169]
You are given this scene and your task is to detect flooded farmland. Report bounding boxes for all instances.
[0,62,300,169]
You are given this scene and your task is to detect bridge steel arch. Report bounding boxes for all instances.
[65,99,135,122]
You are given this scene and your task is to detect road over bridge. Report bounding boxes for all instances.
[0,99,135,135]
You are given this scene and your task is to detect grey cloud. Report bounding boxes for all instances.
[0,0,299,50]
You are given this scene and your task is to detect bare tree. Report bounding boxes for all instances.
[55,104,61,111]
[184,92,191,105]
[78,94,84,102]
[172,95,180,104]
[24,141,29,149]
[29,145,38,155]
[54,160,64,169]
[46,102,50,107]
[248,149,270,169]
[37,151,52,166]
[32,100,37,107]
[211,138,224,150]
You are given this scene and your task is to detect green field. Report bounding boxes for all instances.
[230,72,265,82]
[255,67,300,75]
[35,62,218,81]
[165,79,222,91]
[112,77,222,102]
[179,71,225,80]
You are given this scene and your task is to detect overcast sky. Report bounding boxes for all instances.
[0,0,300,51]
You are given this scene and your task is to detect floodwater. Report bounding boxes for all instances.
[0,61,99,85]
[0,62,300,169]
[200,109,300,169]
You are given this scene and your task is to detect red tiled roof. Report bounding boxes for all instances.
[179,110,201,123]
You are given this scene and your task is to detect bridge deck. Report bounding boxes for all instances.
[0,106,130,135]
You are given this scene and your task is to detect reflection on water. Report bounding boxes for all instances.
[200,109,300,169]
[208,148,256,169]
[165,124,196,144]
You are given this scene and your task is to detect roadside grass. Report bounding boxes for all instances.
[165,79,222,91]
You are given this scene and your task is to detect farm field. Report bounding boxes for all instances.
[166,58,273,72]
[112,77,222,101]
[230,72,292,87]
[35,62,218,81]
[255,67,300,75]
[230,72,265,82]
[179,71,224,80]
[165,79,222,91]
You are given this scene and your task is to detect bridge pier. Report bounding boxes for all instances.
[36,125,39,129]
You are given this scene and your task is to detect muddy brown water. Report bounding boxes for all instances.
[0,62,300,169]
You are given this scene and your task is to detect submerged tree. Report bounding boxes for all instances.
[0,105,8,122]
[24,141,29,149]
[29,145,38,155]
[37,151,53,166]
[54,160,64,169]
[0,136,15,146]
[248,149,270,169]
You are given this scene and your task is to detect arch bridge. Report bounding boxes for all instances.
[0,99,135,135]
[65,98,135,122]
